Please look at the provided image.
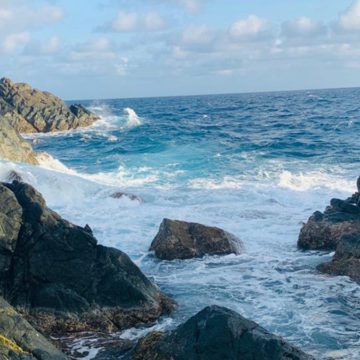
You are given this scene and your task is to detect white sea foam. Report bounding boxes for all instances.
[123,107,142,127]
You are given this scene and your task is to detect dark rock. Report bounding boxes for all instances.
[299,177,360,281]
[0,77,99,133]
[0,181,174,335]
[84,224,93,235]
[150,219,243,260]
[111,192,142,202]
[6,171,23,183]
[298,185,360,251]
[132,306,314,360]
[0,296,66,359]
[0,116,39,164]
[318,234,360,282]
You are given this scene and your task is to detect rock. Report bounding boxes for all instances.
[318,233,360,282]
[0,77,99,133]
[132,305,314,360]
[0,181,174,335]
[298,196,360,251]
[0,116,39,164]
[6,170,23,183]
[111,192,142,202]
[298,178,360,281]
[150,219,243,260]
[0,296,67,359]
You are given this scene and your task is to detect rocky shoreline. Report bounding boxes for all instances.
[0,78,358,359]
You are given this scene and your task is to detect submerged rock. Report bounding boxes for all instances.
[298,177,360,281]
[0,181,174,335]
[132,305,314,360]
[111,192,142,202]
[0,116,39,164]
[0,77,99,133]
[0,296,66,359]
[150,219,243,260]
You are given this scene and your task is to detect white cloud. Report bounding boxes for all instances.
[229,15,270,41]
[181,25,214,45]
[144,11,166,31]
[338,0,360,31]
[1,32,30,53]
[282,17,327,38]
[175,0,203,14]
[112,12,138,32]
[111,11,166,32]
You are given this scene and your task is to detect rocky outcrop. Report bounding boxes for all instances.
[298,193,360,251]
[132,306,314,360]
[318,233,360,281]
[0,117,39,165]
[0,296,66,360]
[0,181,174,335]
[298,178,360,281]
[0,78,99,133]
[111,192,142,202]
[150,219,243,260]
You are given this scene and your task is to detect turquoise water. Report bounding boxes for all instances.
[1,88,360,359]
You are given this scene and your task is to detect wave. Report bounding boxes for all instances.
[124,107,142,128]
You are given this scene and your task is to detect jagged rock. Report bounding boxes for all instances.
[0,116,39,164]
[150,219,243,260]
[318,233,360,281]
[111,192,142,202]
[132,306,314,360]
[0,296,67,359]
[6,170,23,183]
[0,78,99,133]
[0,181,174,335]
[298,177,360,281]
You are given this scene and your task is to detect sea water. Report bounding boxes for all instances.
[1,88,360,359]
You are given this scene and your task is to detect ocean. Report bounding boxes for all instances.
[1,88,360,359]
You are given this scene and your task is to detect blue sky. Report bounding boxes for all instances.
[0,0,359,99]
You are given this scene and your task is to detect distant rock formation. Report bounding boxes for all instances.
[0,181,174,335]
[298,177,360,281]
[132,305,314,360]
[0,116,39,164]
[150,218,243,260]
[0,77,99,133]
[0,296,66,359]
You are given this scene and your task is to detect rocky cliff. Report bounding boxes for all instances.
[0,78,99,133]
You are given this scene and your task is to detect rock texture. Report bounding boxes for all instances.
[150,219,243,260]
[0,296,66,360]
[0,116,39,164]
[298,178,360,281]
[0,77,99,133]
[0,181,173,335]
[132,306,314,360]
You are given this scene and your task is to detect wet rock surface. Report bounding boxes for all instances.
[0,296,66,360]
[131,306,314,360]
[0,181,174,336]
[150,218,243,260]
[298,177,360,281]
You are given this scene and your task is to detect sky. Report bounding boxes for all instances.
[0,0,360,100]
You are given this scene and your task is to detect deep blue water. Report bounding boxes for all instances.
[2,88,360,359]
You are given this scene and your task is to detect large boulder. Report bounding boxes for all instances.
[0,116,39,164]
[132,306,314,360]
[298,177,360,281]
[0,181,173,335]
[150,219,243,260]
[0,296,67,360]
[0,77,99,133]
